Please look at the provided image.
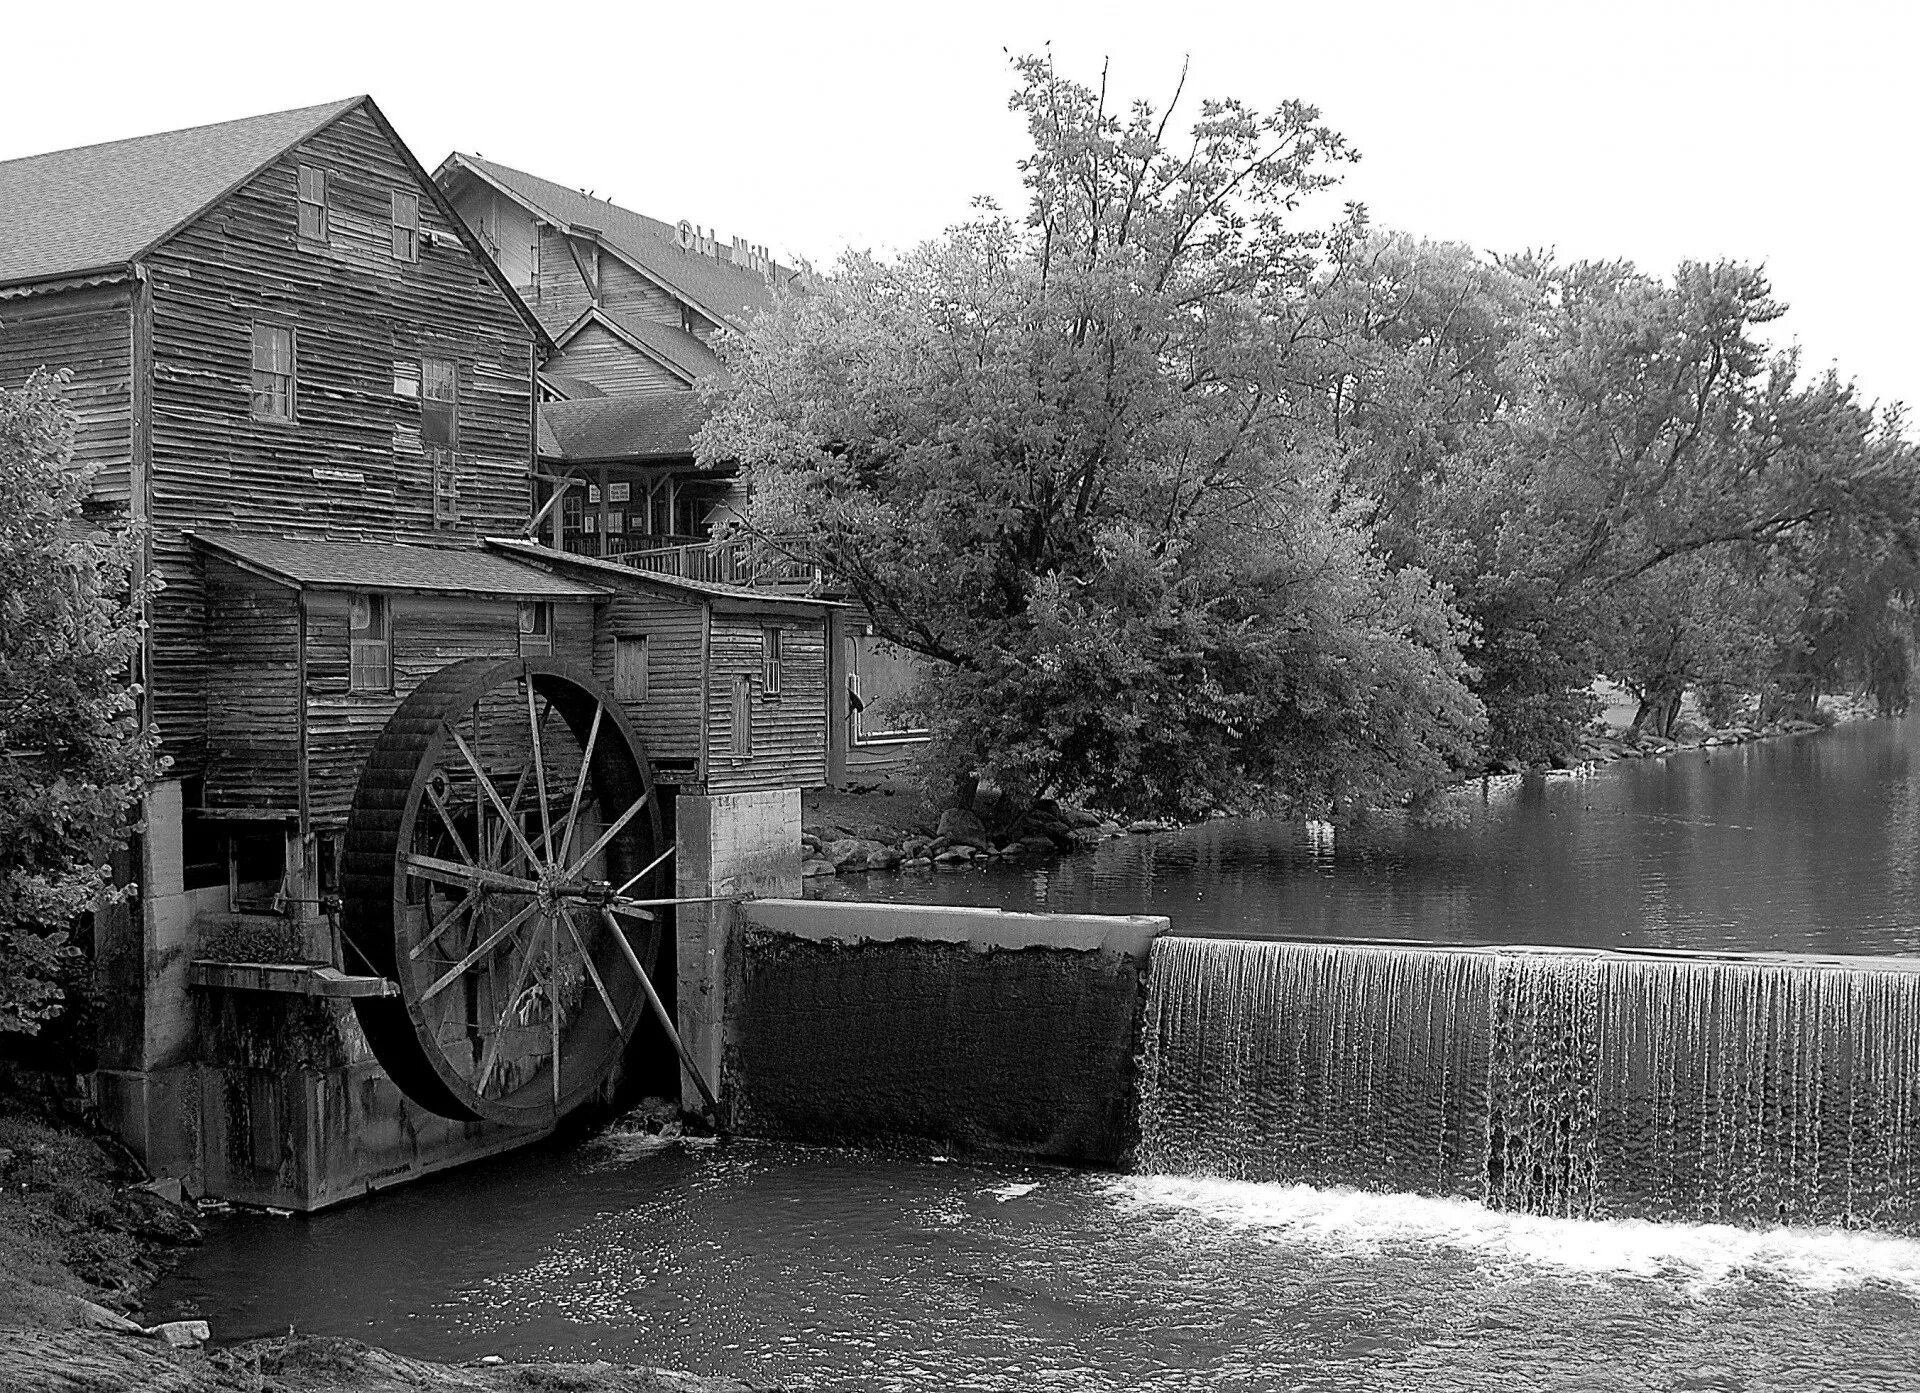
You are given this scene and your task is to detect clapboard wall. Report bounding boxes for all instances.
[140,102,541,777]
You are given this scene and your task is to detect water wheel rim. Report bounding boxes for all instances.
[341,657,667,1129]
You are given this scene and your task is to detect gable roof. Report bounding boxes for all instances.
[572,309,727,383]
[486,537,843,613]
[539,392,721,464]
[0,98,361,288]
[438,153,805,331]
[192,532,606,599]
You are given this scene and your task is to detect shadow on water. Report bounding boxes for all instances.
[817,718,1920,957]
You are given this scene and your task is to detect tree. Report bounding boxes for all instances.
[0,370,162,1037]
[701,57,1484,818]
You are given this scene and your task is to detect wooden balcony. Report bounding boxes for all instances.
[609,533,821,592]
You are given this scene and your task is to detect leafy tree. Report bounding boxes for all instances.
[0,370,162,1037]
[702,57,1484,817]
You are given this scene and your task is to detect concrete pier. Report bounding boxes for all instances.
[722,900,1167,1164]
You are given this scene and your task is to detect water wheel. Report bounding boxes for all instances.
[339,657,675,1128]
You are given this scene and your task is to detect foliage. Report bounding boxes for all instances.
[703,58,1484,817]
[0,371,162,1037]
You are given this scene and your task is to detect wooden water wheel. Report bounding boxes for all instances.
[339,657,692,1128]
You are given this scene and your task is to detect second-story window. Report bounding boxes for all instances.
[421,358,458,452]
[762,628,784,697]
[349,593,391,693]
[297,165,328,242]
[250,323,295,421]
[391,191,419,262]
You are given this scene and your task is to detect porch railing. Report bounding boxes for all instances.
[611,534,820,591]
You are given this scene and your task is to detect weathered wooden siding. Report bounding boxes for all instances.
[531,226,695,340]
[0,282,134,504]
[142,102,540,777]
[202,561,301,814]
[591,592,706,773]
[597,258,682,329]
[304,592,595,828]
[545,322,686,397]
[704,612,828,793]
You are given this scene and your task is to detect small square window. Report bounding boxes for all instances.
[518,601,551,656]
[297,165,328,242]
[391,190,420,262]
[349,593,391,693]
[250,323,295,421]
[421,357,457,450]
[762,628,784,697]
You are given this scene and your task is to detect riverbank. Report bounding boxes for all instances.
[0,1094,775,1393]
[803,693,1887,880]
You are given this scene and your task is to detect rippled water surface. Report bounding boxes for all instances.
[817,718,1920,956]
[154,1136,1920,1390]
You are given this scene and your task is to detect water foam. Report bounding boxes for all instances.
[1112,1174,1920,1295]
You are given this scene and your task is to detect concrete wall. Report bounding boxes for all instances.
[724,900,1166,1165]
[674,789,802,1113]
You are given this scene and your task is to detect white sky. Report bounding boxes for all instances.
[5,0,1916,415]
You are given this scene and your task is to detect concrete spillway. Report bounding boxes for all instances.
[1136,936,1920,1232]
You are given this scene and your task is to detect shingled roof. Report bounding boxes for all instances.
[0,98,361,287]
[539,392,719,464]
[191,532,607,598]
[440,153,804,330]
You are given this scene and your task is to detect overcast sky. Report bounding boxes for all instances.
[6,1,1915,416]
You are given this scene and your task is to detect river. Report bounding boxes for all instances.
[150,718,1920,1390]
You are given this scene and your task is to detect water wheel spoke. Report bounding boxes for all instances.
[549,911,563,1105]
[423,782,477,867]
[421,899,541,1002]
[474,928,546,1097]
[525,681,557,867]
[556,702,603,869]
[566,787,654,880]
[604,897,658,922]
[409,883,483,962]
[446,721,548,874]
[403,852,540,898]
[601,907,719,1113]
[556,903,623,1034]
[613,843,676,899]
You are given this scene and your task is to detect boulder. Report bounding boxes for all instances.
[801,858,837,879]
[933,846,975,865]
[902,856,933,869]
[1018,834,1058,856]
[936,808,994,851]
[825,837,884,869]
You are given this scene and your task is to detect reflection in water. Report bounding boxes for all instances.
[152,1137,1920,1392]
[818,719,1920,957]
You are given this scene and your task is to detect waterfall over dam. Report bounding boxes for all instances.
[1136,936,1920,1232]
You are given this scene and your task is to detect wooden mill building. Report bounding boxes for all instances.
[0,98,836,1205]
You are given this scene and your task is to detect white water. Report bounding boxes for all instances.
[1115,1173,1920,1297]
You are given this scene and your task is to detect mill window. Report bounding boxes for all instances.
[761,628,784,697]
[249,323,295,421]
[297,165,328,242]
[391,190,420,262]
[518,601,552,657]
[730,674,753,759]
[348,593,391,693]
[614,635,649,703]
[421,357,458,451]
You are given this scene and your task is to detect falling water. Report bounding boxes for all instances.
[1135,937,1920,1233]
